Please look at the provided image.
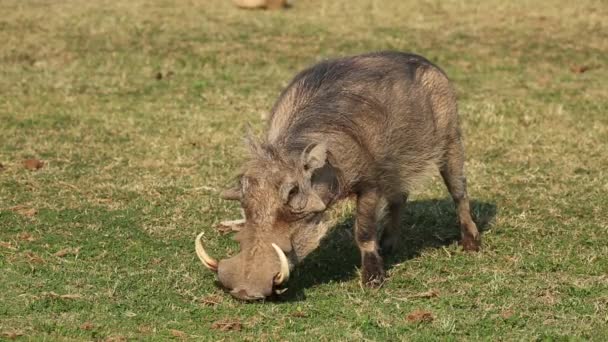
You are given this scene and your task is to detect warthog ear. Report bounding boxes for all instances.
[301,143,327,172]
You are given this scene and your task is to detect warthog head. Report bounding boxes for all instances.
[196,141,334,300]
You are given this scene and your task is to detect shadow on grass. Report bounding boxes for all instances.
[277,198,496,302]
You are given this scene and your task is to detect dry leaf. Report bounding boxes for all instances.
[18,232,35,241]
[42,292,82,300]
[23,159,44,170]
[290,311,307,318]
[1,330,24,339]
[211,319,242,331]
[25,252,45,263]
[199,295,223,307]
[8,206,37,217]
[410,289,439,299]
[60,294,82,300]
[80,322,95,330]
[104,335,127,342]
[170,329,188,339]
[500,309,514,319]
[0,241,16,250]
[138,325,154,334]
[406,310,434,323]
[570,65,589,74]
[54,247,80,257]
[19,208,37,217]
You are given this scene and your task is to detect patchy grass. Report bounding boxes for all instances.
[1,0,607,340]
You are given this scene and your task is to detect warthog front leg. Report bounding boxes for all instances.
[355,188,385,287]
[379,193,407,256]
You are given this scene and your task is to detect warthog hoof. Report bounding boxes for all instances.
[379,235,399,256]
[362,252,386,287]
[460,234,481,252]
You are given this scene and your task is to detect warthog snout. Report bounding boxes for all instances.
[196,233,290,301]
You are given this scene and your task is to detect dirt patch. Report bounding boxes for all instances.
[211,319,242,331]
[22,159,44,170]
[406,310,434,323]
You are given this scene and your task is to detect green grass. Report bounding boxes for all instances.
[1,0,607,340]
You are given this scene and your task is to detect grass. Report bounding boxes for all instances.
[1,0,607,340]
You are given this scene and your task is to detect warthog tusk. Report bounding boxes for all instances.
[271,243,290,285]
[195,232,218,272]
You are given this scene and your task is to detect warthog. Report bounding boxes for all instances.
[196,51,481,300]
[232,0,288,10]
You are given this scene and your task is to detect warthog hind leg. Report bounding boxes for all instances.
[440,139,481,251]
[355,188,385,287]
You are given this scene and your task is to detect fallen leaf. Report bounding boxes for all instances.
[60,293,83,300]
[410,289,439,299]
[406,310,434,323]
[500,309,514,319]
[199,294,223,307]
[8,205,37,217]
[25,252,45,263]
[54,247,80,257]
[0,241,16,250]
[570,65,589,74]
[23,159,44,170]
[18,232,35,241]
[1,330,24,339]
[290,311,307,318]
[538,290,558,305]
[42,292,82,300]
[80,322,95,330]
[138,325,154,334]
[170,329,188,339]
[211,319,242,331]
[18,208,37,217]
[104,335,127,342]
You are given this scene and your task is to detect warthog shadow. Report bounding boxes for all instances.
[277,198,496,302]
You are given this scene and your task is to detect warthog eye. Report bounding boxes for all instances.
[288,185,299,200]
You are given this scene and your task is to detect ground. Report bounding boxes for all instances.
[1,0,607,340]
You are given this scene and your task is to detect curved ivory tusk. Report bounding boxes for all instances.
[195,232,218,272]
[271,243,290,285]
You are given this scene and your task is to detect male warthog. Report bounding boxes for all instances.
[196,51,480,300]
